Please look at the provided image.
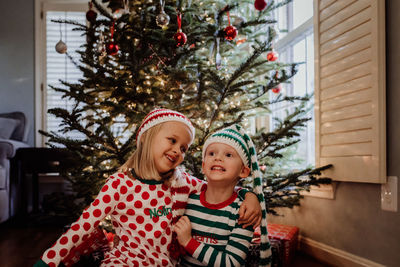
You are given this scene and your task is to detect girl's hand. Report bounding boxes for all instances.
[173,216,193,247]
[238,192,262,229]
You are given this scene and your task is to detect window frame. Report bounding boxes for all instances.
[269,1,336,198]
[269,1,315,169]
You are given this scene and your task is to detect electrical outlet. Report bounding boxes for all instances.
[381,176,398,212]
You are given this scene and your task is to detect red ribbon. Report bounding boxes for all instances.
[111,20,115,38]
[177,12,182,30]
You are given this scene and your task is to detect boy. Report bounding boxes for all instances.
[174,124,271,267]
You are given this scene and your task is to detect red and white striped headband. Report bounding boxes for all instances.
[136,108,195,144]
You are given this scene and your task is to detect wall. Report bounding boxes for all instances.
[0,0,35,146]
[268,1,400,266]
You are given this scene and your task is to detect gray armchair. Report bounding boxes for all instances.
[0,112,30,223]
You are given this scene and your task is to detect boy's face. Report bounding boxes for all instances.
[152,121,192,174]
[202,143,250,184]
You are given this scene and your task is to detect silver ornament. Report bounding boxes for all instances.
[156,11,170,27]
[55,40,67,54]
[233,15,246,27]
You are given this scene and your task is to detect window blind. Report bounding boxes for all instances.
[46,11,86,141]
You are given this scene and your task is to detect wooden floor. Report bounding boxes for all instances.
[0,218,331,267]
[0,220,64,267]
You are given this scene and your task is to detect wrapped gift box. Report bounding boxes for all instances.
[247,223,299,267]
[267,223,299,266]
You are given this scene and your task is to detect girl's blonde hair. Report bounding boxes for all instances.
[120,123,164,180]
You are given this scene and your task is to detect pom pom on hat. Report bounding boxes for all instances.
[202,124,272,266]
[136,108,195,144]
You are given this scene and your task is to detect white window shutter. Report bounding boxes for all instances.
[314,0,386,183]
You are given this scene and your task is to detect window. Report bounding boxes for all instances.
[266,0,386,184]
[35,0,87,146]
[35,0,130,146]
[266,0,315,169]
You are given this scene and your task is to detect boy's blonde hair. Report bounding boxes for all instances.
[120,123,164,180]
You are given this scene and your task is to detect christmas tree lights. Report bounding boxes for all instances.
[41,0,331,221]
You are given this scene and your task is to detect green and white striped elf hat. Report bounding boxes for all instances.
[202,124,272,266]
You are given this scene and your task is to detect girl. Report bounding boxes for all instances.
[35,109,260,267]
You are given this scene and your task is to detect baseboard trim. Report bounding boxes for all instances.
[299,236,386,267]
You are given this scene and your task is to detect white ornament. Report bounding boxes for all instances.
[55,40,67,54]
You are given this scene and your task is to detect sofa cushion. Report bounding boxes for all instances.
[0,117,19,139]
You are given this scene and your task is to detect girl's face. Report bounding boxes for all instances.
[151,121,192,174]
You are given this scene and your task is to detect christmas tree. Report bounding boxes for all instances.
[40,0,331,221]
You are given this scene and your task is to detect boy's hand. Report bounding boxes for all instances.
[239,192,262,229]
[173,216,193,247]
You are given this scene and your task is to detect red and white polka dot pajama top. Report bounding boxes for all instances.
[41,169,206,267]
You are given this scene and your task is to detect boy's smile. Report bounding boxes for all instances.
[210,165,225,171]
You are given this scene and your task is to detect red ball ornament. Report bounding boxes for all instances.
[224,25,238,41]
[267,51,279,61]
[86,10,97,22]
[106,42,119,55]
[272,84,282,94]
[174,30,187,47]
[254,0,267,11]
